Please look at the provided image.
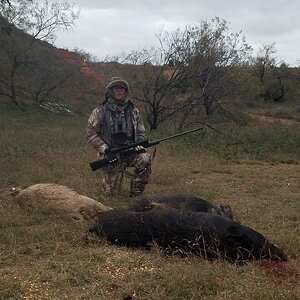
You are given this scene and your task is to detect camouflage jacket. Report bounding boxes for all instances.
[86,99,147,155]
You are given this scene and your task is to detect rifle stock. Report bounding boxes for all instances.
[89,140,159,171]
[89,127,203,172]
[89,157,110,172]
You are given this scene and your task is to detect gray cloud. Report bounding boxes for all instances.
[52,0,300,65]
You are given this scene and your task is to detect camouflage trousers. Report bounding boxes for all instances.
[101,152,152,197]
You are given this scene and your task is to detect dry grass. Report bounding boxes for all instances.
[0,100,300,299]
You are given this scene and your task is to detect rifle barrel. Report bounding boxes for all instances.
[154,127,203,143]
[88,127,203,171]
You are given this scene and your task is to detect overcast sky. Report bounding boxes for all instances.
[54,0,300,66]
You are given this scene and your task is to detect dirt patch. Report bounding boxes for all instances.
[253,260,300,286]
[249,113,300,126]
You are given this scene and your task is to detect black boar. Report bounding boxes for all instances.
[129,195,233,220]
[90,209,287,263]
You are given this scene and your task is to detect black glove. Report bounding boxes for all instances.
[104,149,118,163]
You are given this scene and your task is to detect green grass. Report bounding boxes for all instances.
[0,99,300,299]
[262,103,300,122]
[1,100,299,190]
[167,123,300,164]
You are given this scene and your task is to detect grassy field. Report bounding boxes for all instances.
[0,100,299,299]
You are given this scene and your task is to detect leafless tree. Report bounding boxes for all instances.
[28,53,81,105]
[107,18,251,129]
[253,43,277,83]
[0,0,79,105]
[1,0,11,6]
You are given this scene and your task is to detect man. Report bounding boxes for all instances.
[86,77,152,197]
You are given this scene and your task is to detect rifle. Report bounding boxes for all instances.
[89,127,203,171]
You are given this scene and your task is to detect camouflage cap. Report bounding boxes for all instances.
[106,77,129,92]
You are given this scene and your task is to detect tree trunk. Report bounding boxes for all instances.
[10,67,18,105]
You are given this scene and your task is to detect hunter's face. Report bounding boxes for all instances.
[112,85,126,101]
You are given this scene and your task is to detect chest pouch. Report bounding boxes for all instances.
[114,111,127,134]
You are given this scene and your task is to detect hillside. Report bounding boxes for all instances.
[2,14,300,125]
[0,16,107,115]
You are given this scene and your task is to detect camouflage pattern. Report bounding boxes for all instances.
[86,98,151,197]
[86,100,147,155]
[106,77,129,92]
[102,152,152,197]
